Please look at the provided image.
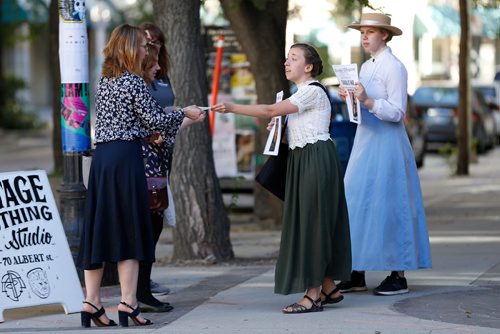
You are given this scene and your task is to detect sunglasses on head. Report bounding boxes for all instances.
[145,30,162,46]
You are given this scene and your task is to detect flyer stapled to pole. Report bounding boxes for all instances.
[332,64,361,124]
[263,91,284,156]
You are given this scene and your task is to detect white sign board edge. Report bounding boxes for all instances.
[0,170,83,322]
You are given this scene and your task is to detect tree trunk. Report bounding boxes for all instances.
[219,0,290,227]
[49,0,63,174]
[457,0,471,175]
[152,0,233,262]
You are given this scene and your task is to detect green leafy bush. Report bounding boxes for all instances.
[0,73,45,130]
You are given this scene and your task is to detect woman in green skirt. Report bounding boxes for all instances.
[213,43,351,314]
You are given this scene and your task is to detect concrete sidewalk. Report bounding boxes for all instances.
[1,140,500,332]
[0,129,54,173]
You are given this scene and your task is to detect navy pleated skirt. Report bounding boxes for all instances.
[77,140,155,270]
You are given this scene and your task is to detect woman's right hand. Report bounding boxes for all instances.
[338,85,347,102]
[266,118,280,131]
[212,103,235,114]
[266,118,275,131]
[183,105,203,120]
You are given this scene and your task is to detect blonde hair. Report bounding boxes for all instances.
[101,24,146,78]
[142,44,160,85]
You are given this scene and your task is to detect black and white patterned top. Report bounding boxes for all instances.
[142,77,176,179]
[94,72,184,144]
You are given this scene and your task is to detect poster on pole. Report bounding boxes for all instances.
[0,170,83,322]
[332,64,361,124]
[58,0,91,152]
[60,83,91,152]
[58,1,89,85]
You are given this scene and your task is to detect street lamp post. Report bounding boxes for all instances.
[57,1,91,281]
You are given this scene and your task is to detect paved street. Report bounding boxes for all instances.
[1,129,500,333]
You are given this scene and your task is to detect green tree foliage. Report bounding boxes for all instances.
[0,73,44,129]
[0,0,48,130]
[473,0,499,8]
[331,0,379,31]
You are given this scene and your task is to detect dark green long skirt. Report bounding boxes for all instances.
[274,139,351,295]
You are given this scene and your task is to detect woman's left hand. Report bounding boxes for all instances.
[144,133,163,145]
[338,85,348,102]
[193,110,206,123]
[153,134,165,145]
[354,82,368,102]
[183,105,203,120]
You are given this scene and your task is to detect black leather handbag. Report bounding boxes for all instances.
[255,118,288,201]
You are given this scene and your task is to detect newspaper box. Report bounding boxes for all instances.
[330,120,357,176]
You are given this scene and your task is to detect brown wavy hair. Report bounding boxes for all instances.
[142,44,160,85]
[138,23,171,80]
[101,24,146,78]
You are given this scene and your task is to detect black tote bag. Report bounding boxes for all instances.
[255,119,288,201]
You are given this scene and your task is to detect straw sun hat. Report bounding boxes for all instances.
[347,13,402,36]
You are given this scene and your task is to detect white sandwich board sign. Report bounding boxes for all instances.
[0,170,83,322]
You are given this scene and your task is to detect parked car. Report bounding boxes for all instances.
[405,95,427,168]
[473,82,500,143]
[412,84,496,153]
[328,89,427,168]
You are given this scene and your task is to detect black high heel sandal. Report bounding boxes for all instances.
[118,301,152,327]
[80,301,117,328]
[321,286,344,305]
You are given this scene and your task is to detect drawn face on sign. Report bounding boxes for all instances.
[27,268,50,299]
[73,1,86,21]
[1,270,26,301]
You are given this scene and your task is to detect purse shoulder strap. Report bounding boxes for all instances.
[308,81,329,98]
[308,81,335,125]
[279,116,287,143]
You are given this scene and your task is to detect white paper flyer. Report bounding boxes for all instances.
[332,64,361,124]
[263,91,284,155]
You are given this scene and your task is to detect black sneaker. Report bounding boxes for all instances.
[373,272,409,296]
[337,271,368,293]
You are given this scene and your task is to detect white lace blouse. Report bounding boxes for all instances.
[287,80,332,149]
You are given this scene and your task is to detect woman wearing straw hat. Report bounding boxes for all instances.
[337,12,431,296]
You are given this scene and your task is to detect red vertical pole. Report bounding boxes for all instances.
[210,35,224,136]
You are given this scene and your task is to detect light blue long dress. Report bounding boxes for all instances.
[344,48,432,271]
